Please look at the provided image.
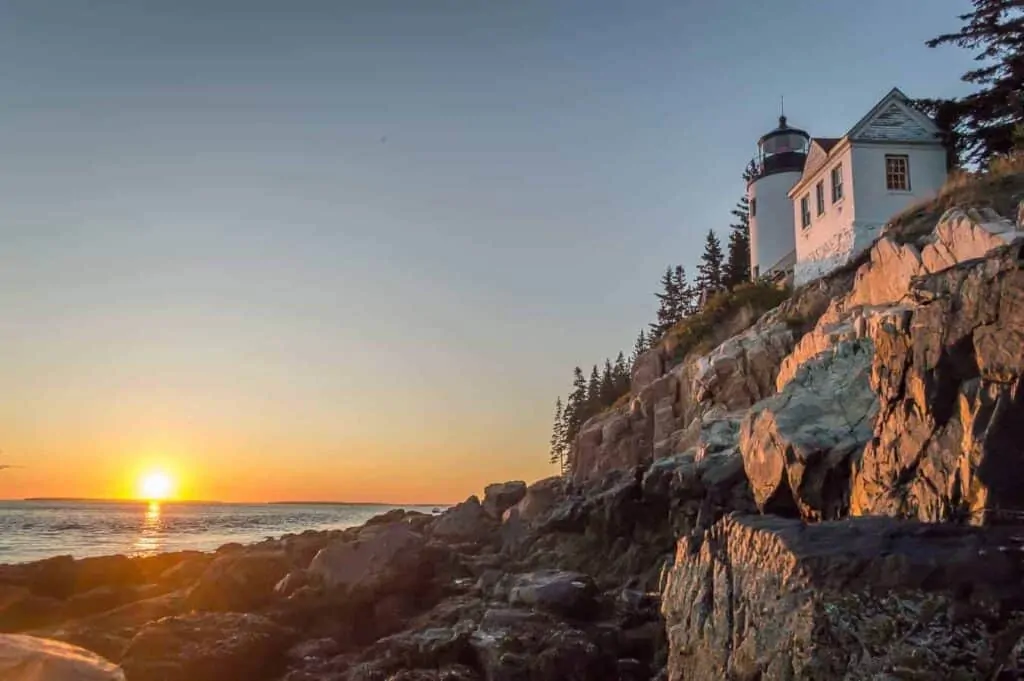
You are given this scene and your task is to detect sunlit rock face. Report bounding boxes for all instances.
[572,306,805,485]
[740,338,877,521]
[744,206,1024,522]
[567,193,1024,678]
[851,247,1024,523]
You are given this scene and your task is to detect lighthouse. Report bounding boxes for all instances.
[748,115,809,279]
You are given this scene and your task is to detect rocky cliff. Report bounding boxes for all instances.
[569,171,1024,679]
[7,172,1024,681]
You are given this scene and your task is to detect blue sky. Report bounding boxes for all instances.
[0,1,977,501]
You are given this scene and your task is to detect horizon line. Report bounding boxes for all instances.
[11,497,453,506]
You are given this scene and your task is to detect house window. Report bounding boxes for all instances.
[815,181,825,216]
[750,197,757,217]
[885,154,910,191]
[800,195,811,228]
[831,164,844,203]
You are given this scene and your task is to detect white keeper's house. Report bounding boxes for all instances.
[747,87,950,286]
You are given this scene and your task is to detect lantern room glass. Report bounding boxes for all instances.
[759,132,809,158]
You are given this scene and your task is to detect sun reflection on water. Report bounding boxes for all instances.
[133,501,164,556]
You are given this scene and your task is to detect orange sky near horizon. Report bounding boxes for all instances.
[0,403,557,503]
[0,437,554,504]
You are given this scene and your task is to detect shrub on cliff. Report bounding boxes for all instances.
[663,282,790,367]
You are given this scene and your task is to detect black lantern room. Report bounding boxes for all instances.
[750,116,810,183]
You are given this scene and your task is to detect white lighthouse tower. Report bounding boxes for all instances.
[748,115,809,279]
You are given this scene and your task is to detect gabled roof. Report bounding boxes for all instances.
[813,138,842,153]
[845,87,941,142]
[788,87,943,198]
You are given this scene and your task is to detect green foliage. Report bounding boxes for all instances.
[674,265,697,317]
[695,230,725,299]
[548,398,567,471]
[561,367,588,447]
[723,195,751,289]
[649,267,677,338]
[650,265,697,338]
[631,329,649,364]
[923,0,1024,165]
[742,159,758,183]
[599,359,616,405]
[613,352,630,395]
[586,365,601,412]
[662,282,790,367]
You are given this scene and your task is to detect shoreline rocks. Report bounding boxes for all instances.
[662,514,1024,680]
[8,191,1024,681]
[0,633,124,681]
[121,612,296,681]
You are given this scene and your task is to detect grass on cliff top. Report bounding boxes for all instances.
[822,151,1024,283]
[662,282,791,368]
[889,151,1024,241]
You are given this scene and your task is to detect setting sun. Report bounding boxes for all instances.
[138,471,175,501]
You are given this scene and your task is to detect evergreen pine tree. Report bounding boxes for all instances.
[631,329,648,365]
[695,230,725,304]
[914,98,972,170]
[586,365,602,415]
[560,407,573,474]
[563,367,588,444]
[673,265,696,318]
[599,359,615,406]
[613,351,630,394]
[743,159,759,183]
[924,0,1024,164]
[723,195,751,288]
[650,267,681,338]
[549,398,566,468]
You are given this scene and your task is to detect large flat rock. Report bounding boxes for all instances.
[662,514,1024,680]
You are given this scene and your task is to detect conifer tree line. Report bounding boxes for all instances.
[549,354,631,472]
[549,167,753,470]
[917,0,1024,165]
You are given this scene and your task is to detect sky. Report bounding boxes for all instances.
[0,0,978,503]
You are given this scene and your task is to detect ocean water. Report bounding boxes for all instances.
[0,500,443,564]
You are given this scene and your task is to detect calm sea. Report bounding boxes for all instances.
[0,500,442,564]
